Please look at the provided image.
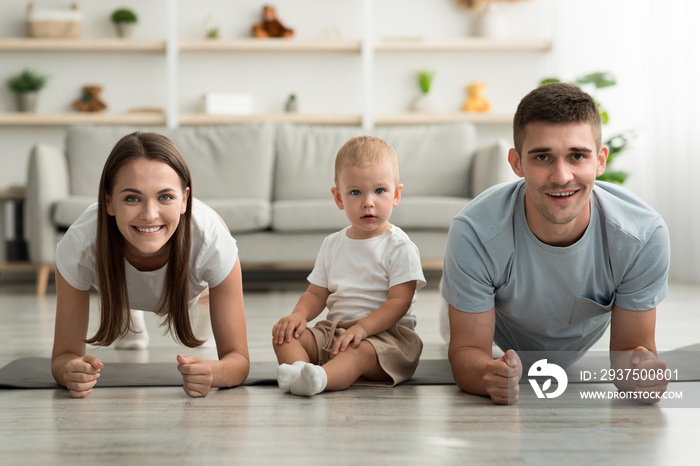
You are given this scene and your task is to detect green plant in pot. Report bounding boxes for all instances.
[6,68,48,112]
[111,8,138,38]
[539,72,631,184]
[411,69,436,112]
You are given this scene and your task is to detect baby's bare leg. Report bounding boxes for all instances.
[290,341,387,396]
[322,341,388,391]
[273,329,318,365]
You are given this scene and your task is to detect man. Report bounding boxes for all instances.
[442,82,670,404]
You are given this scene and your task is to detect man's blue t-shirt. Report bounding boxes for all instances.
[442,180,670,367]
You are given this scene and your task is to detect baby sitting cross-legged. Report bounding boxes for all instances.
[272,135,426,396]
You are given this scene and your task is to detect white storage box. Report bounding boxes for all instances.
[203,93,253,115]
[26,2,82,39]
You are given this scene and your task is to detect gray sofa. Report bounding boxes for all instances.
[25,122,517,294]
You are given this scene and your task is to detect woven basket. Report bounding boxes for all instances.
[27,20,81,38]
[26,2,82,38]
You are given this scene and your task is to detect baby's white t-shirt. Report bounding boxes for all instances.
[308,225,426,329]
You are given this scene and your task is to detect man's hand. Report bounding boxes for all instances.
[177,355,214,397]
[629,346,669,404]
[483,349,522,405]
[62,355,103,398]
[331,324,369,357]
[272,314,308,346]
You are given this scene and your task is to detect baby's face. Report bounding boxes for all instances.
[332,160,402,239]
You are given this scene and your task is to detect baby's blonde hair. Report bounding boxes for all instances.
[334,135,399,186]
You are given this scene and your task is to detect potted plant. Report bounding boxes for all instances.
[539,72,631,184]
[410,69,436,112]
[6,68,48,112]
[111,8,138,38]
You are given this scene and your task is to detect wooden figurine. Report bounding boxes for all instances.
[73,85,107,112]
[252,5,294,38]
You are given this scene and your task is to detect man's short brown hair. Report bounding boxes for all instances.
[513,82,602,154]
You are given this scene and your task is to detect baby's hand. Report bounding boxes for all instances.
[272,314,307,346]
[63,355,103,398]
[177,355,213,397]
[332,324,368,357]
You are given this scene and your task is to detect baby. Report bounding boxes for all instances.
[272,135,426,396]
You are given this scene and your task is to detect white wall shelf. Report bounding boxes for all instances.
[0,1,550,130]
[179,113,362,126]
[375,112,513,125]
[179,39,362,53]
[375,38,552,52]
[0,111,514,127]
[0,112,166,126]
[0,38,166,52]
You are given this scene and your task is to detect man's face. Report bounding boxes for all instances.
[508,122,608,246]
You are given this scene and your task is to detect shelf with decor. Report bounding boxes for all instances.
[0,0,551,130]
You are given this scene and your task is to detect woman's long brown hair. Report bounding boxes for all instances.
[87,132,203,347]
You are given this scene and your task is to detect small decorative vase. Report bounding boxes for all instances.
[285,94,298,113]
[410,93,435,112]
[15,92,38,112]
[114,22,135,38]
[473,3,507,39]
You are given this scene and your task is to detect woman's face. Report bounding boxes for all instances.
[106,158,189,266]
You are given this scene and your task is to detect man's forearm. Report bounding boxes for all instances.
[449,347,493,396]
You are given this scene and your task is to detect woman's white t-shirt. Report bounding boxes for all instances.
[55,198,238,312]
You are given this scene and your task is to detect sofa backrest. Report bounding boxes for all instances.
[273,123,478,201]
[65,124,275,202]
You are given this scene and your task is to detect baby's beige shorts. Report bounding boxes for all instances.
[308,319,423,386]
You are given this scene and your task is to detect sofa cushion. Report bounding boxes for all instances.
[272,199,348,232]
[202,199,271,234]
[391,196,469,230]
[65,124,275,205]
[470,138,519,198]
[374,124,477,198]
[274,123,477,202]
[52,196,95,228]
[271,196,468,232]
[274,124,362,201]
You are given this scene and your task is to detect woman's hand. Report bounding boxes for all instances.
[177,355,214,397]
[62,355,103,398]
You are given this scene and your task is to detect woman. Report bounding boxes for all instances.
[51,132,249,398]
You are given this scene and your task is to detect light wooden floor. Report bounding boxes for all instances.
[1,275,699,465]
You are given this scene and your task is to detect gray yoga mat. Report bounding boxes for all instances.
[3,349,699,389]
[0,357,456,389]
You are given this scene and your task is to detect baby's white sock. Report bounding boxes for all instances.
[276,361,306,393]
[290,363,327,396]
